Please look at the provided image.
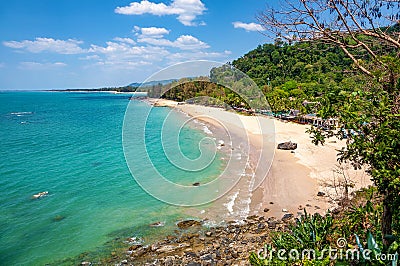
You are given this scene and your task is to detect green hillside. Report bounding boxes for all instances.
[232,42,363,112]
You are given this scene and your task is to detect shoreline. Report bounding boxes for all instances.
[147,98,371,220]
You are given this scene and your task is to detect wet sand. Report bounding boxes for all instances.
[148,98,371,220]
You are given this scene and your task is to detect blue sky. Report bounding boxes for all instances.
[0,0,274,90]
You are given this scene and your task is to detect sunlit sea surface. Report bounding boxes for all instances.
[0,91,227,265]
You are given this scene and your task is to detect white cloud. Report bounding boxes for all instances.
[85,35,224,70]
[113,37,136,45]
[137,37,173,46]
[0,62,5,68]
[141,27,170,37]
[19,61,67,69]
[138,34,209,50]
[87,39,170,69]
[166,50,231,63]
[79,55,101,60]
[92,60,152,69]
[232,21,264,32]
[3,31,226,73]
[115,0,206,26]
[116,1,176,15]
[3,38,85,54]
[174,35,209,50]
[133,26,209,50]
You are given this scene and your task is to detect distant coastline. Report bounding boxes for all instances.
[51,89,139,94]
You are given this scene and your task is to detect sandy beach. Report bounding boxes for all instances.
[148,98,371,220]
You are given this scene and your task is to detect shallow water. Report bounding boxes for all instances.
[0,91,228,265]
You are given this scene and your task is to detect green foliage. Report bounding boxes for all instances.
[150,64,271,111]
[355,231,399,265]
[282,80,298,92]
[250,211,334,265]
[250,198,399,265]
[160,78,252,109]
[306,57,400,236]
[280,210,334,251]
[232,42,354,112]
[289,88,304,97]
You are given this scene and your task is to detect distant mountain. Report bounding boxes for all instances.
[129,79,177,88]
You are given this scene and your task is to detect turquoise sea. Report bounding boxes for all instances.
[0,91,225,265]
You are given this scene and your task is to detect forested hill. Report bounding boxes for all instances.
[233,42,354,95]
[147,41,366,112]
[136,25,398,113]
[230,41,378,111]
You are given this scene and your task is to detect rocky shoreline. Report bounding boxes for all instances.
[96,214,295,266]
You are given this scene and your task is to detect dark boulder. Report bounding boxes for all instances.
[277,141,297,150]
[186,263,201,266]
[247,215,258,220]
[282,213,294,222]
[268,221,277,229]
[332,208,341,215]
[185,251,197,258]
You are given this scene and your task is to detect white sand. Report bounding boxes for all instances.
[148,99,371,219]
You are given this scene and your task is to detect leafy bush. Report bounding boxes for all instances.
[249,210,334,265]
[249,187,399,265]
[354,231,398,265]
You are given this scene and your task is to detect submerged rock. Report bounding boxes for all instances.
[149,221,165,227]
[32,191,49,199]
[124,210,311,264]
[52,215,65,222]
[128,244,142,251]
[192,182,200,186]
[177,220,202,229]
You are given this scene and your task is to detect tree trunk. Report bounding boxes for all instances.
[382,192,393,248]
